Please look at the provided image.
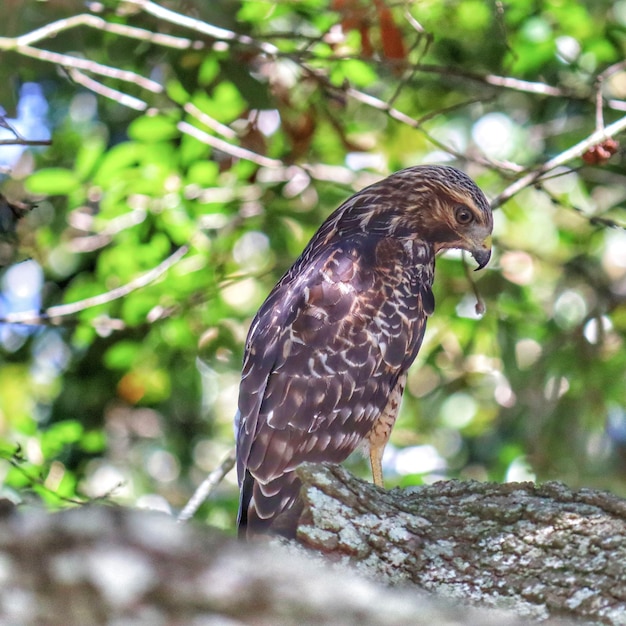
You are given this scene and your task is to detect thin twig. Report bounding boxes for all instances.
[291,61,516,171]
[492,114,626,208]
[8,13,196,49]
[0,11,199,103]
[310,57,569,100]
[127,0,279,56]
[183,103,238,140]
[337,81,519,172]
[2,449,87,506]
[481,72,564,97]
[538,182,626,232]
[0,116,50,146]
[177,448,236,523]
[596,60,626,83]
[178,121,284,168]
[9,44,163,93]
[595,87,604,133]
[607,99,626,111]
[67,68,148,111]
[0,138,51,146]
[0,245,189,326]
[0,115,25,140]
[412,63,567,98]
[414,96,487,126]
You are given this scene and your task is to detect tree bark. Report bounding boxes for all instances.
[0,499,551,626]
[295,463,626,624]
[1,465,625,625]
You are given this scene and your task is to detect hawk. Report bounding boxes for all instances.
[235,165,493,538]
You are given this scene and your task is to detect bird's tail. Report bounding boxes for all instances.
[237,469,304,539]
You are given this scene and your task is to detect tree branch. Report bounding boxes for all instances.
[0,503,576,626]
[3,3,624,215]
[6,43,163,93]
[177,448,236,523]
[492,114,626,208]
[0,12,175,94]
[2,472,616,625]
[126,0,279,56]
[0,245,189,326]
[7,13,195,49]
[178,121,284,169]
[0,115,51,146]
[295,463,626,625]
[66,68,148,111]
[3,1,621,195]
[0,138,51,146]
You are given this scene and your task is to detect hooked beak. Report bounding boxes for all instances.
[471,237,492,271]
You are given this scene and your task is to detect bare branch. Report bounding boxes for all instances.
[338,81,520,172]
[5,44,163,93]
[607,98,626,111]
[0,138,51,146]
[67,206,148,253]
[492,114,626,208]
[178,121,284,168]
[595,87,605,132]
[66,68,148,111]
[0,115,25,139]
[126,0,279,56]
[0,115,51,146]
[177,448,236,523]
[481,72,565,97]
[3,2,622,208]
[0,245,189,326]
[0,10,205,108]
[597,59,626,83]
[183,103,238,140]
[11,13,196,49]
[296,464,626,624]
[0,13,168,92]
[396,62,571,99]
[317,59,571,100]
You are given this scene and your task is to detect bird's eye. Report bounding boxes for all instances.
[455,205,474,225]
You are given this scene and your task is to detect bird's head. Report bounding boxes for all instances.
[394,165,493,270]
[344,165,493,270]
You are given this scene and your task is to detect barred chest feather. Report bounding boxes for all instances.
[281,239,425,369]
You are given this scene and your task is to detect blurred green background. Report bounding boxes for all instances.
[1,0,625,532]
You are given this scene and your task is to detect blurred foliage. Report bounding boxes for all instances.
[1,0,626,532]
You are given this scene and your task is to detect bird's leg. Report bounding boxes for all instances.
[366,374,407,488]
[369,442,385,487]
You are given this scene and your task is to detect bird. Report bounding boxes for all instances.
[235,164,493,538]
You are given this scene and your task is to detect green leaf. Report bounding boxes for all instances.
[166,78,190,105]
[187,161,219,186]
[457,0,492,30]
[121,293,155,326]
[104,341,141,370]
[80,430,107,454]
[25,168,81,195]
[54,471,79,500]
[196,81,247,124]
[331,59,378,88]
[128,115,180,142]
[198,56,220,86]
[41,420,84,457]
[74,135,107,180]
[92,142,143,186]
